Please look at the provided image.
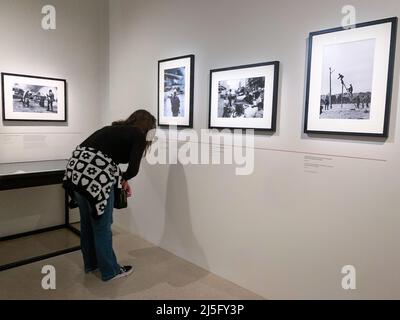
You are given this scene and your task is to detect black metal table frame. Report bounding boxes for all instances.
[0,169,81,272]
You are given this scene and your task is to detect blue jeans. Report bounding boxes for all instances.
[73,187,121,281]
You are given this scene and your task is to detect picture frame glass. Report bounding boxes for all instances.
[2,73,66,122]
[305,18,397,136]
[158,56,193,127]
[209,62,278,131]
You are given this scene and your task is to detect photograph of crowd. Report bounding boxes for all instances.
[218,76,265,119]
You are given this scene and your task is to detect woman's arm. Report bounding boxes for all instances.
[122,130,147,181]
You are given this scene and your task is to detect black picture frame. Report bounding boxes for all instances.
[304,17,398,137]
[157,54,195,129]
[208,61,280,132]
[1,72,67,123]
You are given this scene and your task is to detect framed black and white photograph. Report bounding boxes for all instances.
[304,17,397,137]
[209,61,279,131]
[158,55,194,128]
[1,73,67,122]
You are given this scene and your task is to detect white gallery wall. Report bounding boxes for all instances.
[108,0,400,299]
[0,0,108,235]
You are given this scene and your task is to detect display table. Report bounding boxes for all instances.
[0,160,81,271]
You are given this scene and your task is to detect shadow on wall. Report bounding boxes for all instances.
[159,162,209,276]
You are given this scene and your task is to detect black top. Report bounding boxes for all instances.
[80,125,147,181]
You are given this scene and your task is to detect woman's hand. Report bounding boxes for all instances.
[121,180,133,198]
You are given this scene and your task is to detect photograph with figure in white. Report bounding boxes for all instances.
[12,83,58,114]
[218,77,265,119]
[320,39,375,120]
[164,67,185,118]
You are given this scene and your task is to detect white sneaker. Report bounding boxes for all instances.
[109,265,134,281]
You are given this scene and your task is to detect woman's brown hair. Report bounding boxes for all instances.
[112,109,156,155]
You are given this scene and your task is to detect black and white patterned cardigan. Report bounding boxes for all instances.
[63,146,122,218]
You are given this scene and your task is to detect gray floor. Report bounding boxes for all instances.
[0,228,263,300]
[0,228,80,266]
